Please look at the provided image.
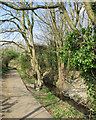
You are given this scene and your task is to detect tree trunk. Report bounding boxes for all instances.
[35,58,43,88]
[29,48,43,88]
[84,2,96,26]
[56,60,65,90]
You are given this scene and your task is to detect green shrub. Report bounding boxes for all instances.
[21,52,33,77]
[59,26,96,114]
[2,49,19,74]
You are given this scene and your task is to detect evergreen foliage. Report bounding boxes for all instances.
[59,26,96,114]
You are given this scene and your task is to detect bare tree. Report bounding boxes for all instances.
[0,0,94,88]
[0,1,61,88]
[34,1,89,90]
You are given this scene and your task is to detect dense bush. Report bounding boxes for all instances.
[2,49,19,67]
[2,48,19,74]
[59,26,96,114]
[21,52,33,78]
[35,44,58,73]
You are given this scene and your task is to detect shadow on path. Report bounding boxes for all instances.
[2,69,52,118]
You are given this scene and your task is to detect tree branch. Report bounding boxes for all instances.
[60,3,76,30]
[0,40,26,50]
[0,30,19,33]
[33,11,50,25]
[0,1,60,10]
[84,2,96,26]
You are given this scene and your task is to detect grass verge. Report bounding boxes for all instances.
[17,70,87,119]
[17,69,35,84]
[33,90,86,119]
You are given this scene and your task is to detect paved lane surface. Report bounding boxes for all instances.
[1,69,52,119]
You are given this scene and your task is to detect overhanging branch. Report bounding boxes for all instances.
[33,11,50,25]
[0,40,26,50]
[0,1,60,10]
[0,30,19,33]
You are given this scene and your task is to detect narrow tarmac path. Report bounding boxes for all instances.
[1,69,52,119]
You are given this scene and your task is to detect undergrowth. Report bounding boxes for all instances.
[17,69,87,119]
